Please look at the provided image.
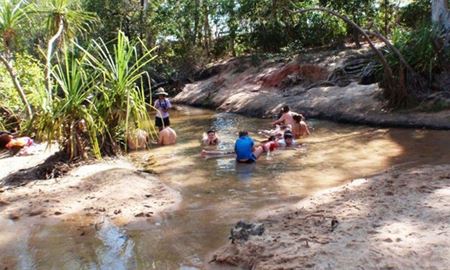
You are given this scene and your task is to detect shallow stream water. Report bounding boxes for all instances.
[2,106,450,269]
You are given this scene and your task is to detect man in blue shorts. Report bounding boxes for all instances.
[234,131,264,163]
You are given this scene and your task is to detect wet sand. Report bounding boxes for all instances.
[0,146,180,227]
[211,164,450,270]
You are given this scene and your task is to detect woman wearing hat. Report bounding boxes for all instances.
[154,87,172,128]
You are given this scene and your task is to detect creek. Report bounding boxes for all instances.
[2,106,450,269]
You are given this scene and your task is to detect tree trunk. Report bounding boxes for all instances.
[384,0,389,35]
[295,8,404,105]
[0,54,33,120]
[203,3,211,55]
[432,0,450,31]
[45,17,65,101]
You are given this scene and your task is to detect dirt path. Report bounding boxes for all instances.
[211,165,450,270]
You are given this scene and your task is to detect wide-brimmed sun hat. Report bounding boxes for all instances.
[154,87,169,96]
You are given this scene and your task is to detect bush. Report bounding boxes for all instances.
[389,24,443,80]
[0,53,45,130]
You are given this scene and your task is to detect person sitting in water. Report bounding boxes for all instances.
[272,105,296,128]
[202,129,219,146]
[292,114,311,138]
[261,135,280,153]
[258,124,292,137]
[234,131,264,163]
[201,134,279,158]
[127,129,149,150]
[157,125,177,145]
[277,130,297,147]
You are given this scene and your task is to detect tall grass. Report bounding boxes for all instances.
[34,31,158,160]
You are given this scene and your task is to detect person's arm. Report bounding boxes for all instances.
[272,113,286,126]
[166,99,172,109]
[302,122,311,136]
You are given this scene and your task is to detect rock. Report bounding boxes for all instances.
[331,218,339,232]
[8,212,20,220]
[54,211,63,215]
[0,200,10,206]
[134,212,145,217]
[145,194,153,198]
[28,209,45,216]
[229,221,265,243]
[114,209,122,215]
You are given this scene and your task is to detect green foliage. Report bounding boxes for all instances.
[33,0,97,41]
[398,0,431,28]
[0,52,45,115]
[33,31,158,159]
[389,24,442,79]
[0,0,29,51]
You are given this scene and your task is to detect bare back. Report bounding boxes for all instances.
[159,127,177,145]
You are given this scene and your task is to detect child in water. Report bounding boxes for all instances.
[202,130,219,146]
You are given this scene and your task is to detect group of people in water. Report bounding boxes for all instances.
[150,87,311,163]
[2,87,311,163]
[199,105,311,163]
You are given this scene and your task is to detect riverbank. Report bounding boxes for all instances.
[211,164,450,269]
[173,48,450,129]
[0,145,180,227]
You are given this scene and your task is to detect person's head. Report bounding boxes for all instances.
[293,113,305,123]
[282,105,290,113]
[0,134,12,148]
[207,129,217,140]
[268,135,276,141]
[155,87,168,100]
[238,130,248,138]
[283,131,294,146]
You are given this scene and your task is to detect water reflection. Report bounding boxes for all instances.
[96,219,136,270]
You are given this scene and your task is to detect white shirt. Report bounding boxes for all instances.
[154,98,172,118]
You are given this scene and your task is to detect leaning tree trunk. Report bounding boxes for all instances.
[297,8,408,107]
[45,17,65,102]
[0,54,33,120]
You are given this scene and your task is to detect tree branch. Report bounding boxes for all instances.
[0,53,33,120]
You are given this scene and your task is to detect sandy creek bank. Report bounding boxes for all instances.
[174,48,450,129]
[0,145,180,268]
[211,165,450,270]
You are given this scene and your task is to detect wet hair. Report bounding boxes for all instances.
[268,135,276,141]
[0,134,12,148]
[282,105,290,113]
[239,131,248,137]
[207,129,216,135]
[284,131,293,139]
[293,113,305,123]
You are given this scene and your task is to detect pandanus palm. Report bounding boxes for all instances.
[36,31,158,160]
[32,0,97,99]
